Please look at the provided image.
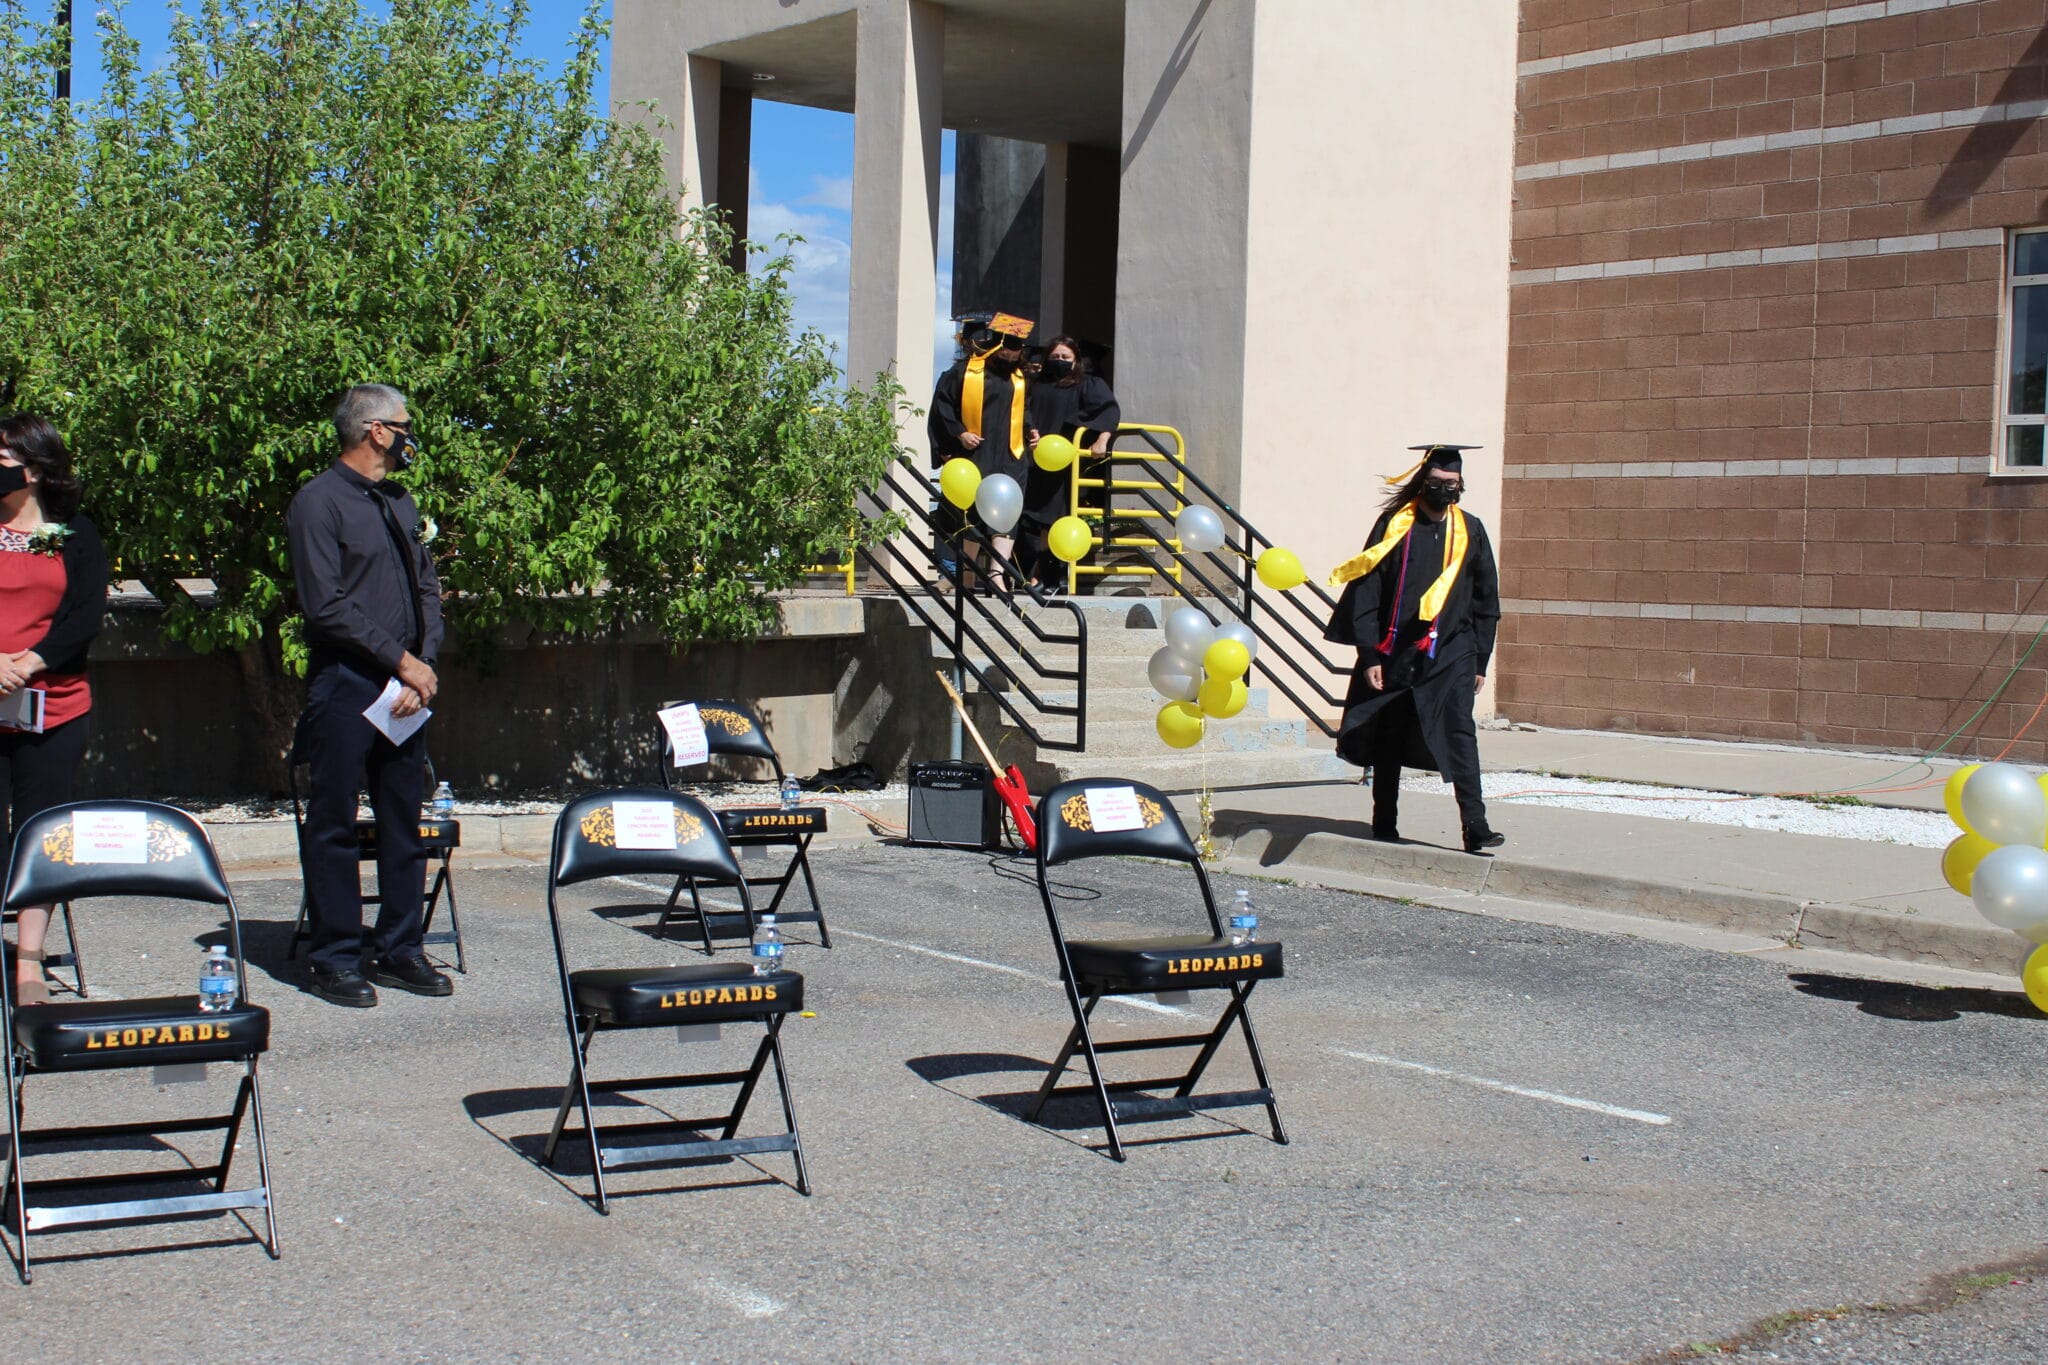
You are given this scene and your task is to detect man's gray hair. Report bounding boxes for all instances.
[333,384,409,450]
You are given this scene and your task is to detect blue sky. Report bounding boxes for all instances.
[65,2,948,382]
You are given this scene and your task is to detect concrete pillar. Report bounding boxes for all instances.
[1039,142,1069,339]
[678,55,723,216]
[847,0,944,396]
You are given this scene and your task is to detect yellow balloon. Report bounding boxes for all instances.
[1942,832,1999,896]
[1048,515,1093,563]
[1198,676,1248,719]
[2025,943,2048,1015]
[1203,638,1250,682]
[1156,700,1205,750]
[1255,546,1306,591]
[1944,763,1982,832]
[939,457,981,510]
[1033,434,1079,472]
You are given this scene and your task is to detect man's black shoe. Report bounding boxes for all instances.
[369,953,454,997]
[1463,825,1507,854]
[308,966,378,1008]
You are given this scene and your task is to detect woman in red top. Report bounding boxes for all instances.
[0,415,107,1004]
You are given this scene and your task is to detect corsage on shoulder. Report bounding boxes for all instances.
[26,523,71,557]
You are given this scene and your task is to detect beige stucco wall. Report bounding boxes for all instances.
[1237,0,1518,718]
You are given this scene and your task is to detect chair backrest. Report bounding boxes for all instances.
[6,800,233,908]
[1033,778,1220,941]
[655,699,783,787]
[1036,778,1201,868]
[549,788,746,889]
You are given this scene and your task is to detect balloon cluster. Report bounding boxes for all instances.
[1939,762,2048,1013]
[939,458,1024,535]
[1148,608,1260,749]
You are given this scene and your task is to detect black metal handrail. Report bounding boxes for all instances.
[859,458,1088,753]
[1086,428,1353,738]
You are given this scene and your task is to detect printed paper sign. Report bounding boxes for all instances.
[658,703,710,768]
[72,810,150,864]
[1083,786,1145,834]
[612,800,679,851]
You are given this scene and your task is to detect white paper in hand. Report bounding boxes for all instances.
[657,703,710,768]
[72,810,150,864]
[612,800,679,850]
[363,677,432,745]
[1083,786,1146,833]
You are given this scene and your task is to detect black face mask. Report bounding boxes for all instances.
[1420,482,1461,508]
[0,465,27,497]
[1041,357,1074,380]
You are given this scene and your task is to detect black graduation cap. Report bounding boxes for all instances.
[1386,444,1479,484]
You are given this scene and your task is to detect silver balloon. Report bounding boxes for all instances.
[974,472,1024,534]
[1175,504,1227,554]
[1970,844,2048,943]
[1146,646,1200,703]
[1959,762,2048,846]
[1164,606,1217,660]
[1214,620,1257,661]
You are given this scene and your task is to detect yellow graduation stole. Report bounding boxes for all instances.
[961,351,1026,457]
[1327,503,1469,624]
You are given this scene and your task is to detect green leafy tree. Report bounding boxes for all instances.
[0,0,902,782]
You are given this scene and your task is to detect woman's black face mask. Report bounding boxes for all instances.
[1420,480,1462,508]
[0,464,29,498]
[1042,357,1074,380]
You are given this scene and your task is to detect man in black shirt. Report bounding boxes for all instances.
[286,384,450,1007]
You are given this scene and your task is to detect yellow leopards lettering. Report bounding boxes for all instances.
[740,813,813,829]
[658,984,778,1009]
[85,1021,231,1050]
[1165,953,1263,976]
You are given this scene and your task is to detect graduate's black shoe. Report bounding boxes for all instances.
[1371,824,1401,842]
[307,966,378,1008]
[369,953,454,997]
[1463,825,1506,854]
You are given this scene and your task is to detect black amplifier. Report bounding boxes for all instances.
[907,760,999,850]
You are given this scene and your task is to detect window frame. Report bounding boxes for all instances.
[1999,226,2048,473]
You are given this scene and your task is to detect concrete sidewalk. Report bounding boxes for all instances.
[1186,725,2035,987]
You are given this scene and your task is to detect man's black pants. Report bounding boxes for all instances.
[297,659,428,974]
[1369,687,1488,834]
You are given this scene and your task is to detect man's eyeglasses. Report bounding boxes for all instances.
[374,418,413,435]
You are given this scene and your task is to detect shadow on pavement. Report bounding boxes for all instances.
[906,1052,1259,1154]
[1210,808,1463,862]
[1790,972,2046,1022]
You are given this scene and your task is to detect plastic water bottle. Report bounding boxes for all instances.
[751,915,785,976]
[779,775,801,811]
[198,947,237,1013]
[1228,890,1258,947]
[431,781,454,817]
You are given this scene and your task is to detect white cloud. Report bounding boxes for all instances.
[748,197,851,362]
[798,175,854,214]
[932,171,957,386]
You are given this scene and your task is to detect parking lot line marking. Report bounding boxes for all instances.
[603,878,1187,1016]
[1333,1049,1673,1126]
[696,1278,784,1319]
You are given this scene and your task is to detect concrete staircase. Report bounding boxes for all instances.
[959,595,1355,794]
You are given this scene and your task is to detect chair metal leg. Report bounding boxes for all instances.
[689,880,714,957]
[544,1019,611,1213]
[765,1020,811,1196]
[4,1051,29,1283]
[794,842,830,948]
[543,1018,598,1166]
[287,892,310,961]
[243,1063,283,1257]
[1229,985,1289,1145]
[719,1034,776,1143]
[657,875,685,940]
[1174,985,1254,1099]
[1023,1015,1089,1123]
[440,869,466,974]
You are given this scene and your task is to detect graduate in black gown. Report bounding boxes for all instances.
[1022,335,1120,592]
[928,312,1033,589]
[1325,445,1504,853]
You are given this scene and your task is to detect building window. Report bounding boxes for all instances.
[2006,228,2048,468]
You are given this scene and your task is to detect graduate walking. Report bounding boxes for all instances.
[1325,445,1504,853]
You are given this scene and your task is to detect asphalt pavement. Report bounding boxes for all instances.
[7,843,2047,1362]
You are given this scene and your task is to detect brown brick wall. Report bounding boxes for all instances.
[1503,0,2048,760]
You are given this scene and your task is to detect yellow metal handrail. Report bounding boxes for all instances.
[1063,423,1187,592]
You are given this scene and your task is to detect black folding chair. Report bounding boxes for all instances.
[653,699,831,953]
[286,754,465,972]
[2,898,86,998]
[538,788,810,1213]
[1,800,279,1282]
[1023,778,1288,1162]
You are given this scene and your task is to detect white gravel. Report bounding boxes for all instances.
[1406,770,1957,847]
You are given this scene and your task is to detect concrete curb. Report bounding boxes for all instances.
[1205,819,2024,977]
[208,797,911,872]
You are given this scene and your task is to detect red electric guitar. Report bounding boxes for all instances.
[934,670,1039,852]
